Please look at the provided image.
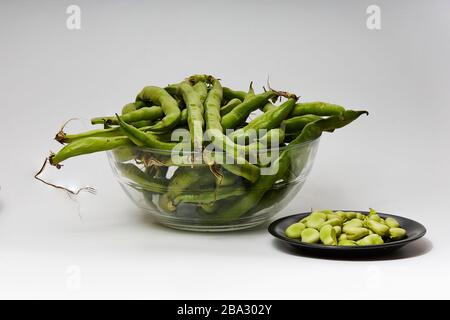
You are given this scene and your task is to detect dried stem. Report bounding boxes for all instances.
[54,118,79,144]
[34,157,96,195]
[266,76,300,101]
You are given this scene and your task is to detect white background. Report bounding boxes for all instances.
[0,0,449,299]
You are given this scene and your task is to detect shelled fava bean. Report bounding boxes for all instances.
[284,209,407,246]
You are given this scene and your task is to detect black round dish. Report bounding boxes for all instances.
[268,211,426,258]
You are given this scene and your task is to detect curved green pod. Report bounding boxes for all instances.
[50,136,133,166]
[91,106,163,125]
[136,86,181,131]
[221,91,276,129]
[116,114,177,150]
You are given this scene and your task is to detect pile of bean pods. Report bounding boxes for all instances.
[285,209,407,246]
[40,74,368,221]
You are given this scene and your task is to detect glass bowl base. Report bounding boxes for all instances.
[148,211,273,232]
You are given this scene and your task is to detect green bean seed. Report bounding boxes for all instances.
[336,211,348,221]
[367,214,383,222]
[301,228,320,244]
[305,214,326,229]
[345,227,370,240]
[364,219,390,237]
[339,233,348,241]
[333,226,342,237]
[385,217,400,228]
[319,225,337,246]
[343,219,364,231]
[389,228,407,240]
[345,212,358,219]
[320,217,344,227]
[356,213,366,220]
[285,222,306,239]
[299,217,309,224]
[356,234,384,246]
[326,213,340,220]
[338,239,357,246]
[310,211,327,220]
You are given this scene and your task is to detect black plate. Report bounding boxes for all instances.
[268,211,426,258]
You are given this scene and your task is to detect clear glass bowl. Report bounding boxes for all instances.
[107,138,320,232]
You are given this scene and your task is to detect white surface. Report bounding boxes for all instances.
[0,0,449,299]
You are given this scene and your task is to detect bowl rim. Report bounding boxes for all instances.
[107,136,321,155]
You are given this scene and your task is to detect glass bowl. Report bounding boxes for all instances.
[107,138,320,232]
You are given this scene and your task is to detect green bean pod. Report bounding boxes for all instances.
[223,87,247,101]
[121,102,139,115]
[220,98,242,116]
[244,128,285,153]
[289,110,369,145]
[281,115,322,134]
[50,136,133,166]
[135,86,181,131]
[211,150,289,222]
[187,74,215,85]
[262,102,277,113]
[203,79,261,182]
[193,81,208,103]
[91,106,163,125]
[210,108,363,221]
[116,114,177,150]
[179,108,188,125]
[121,100,149,115]
[56,127,122,144]
[232,98,296,142]
[221,91,276,129]
[159,167,215,211]
[172,187,246,205]
[116,162,168,193]
[179,81,204,151]
[290,102,346,117]
[243,82,255,102]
